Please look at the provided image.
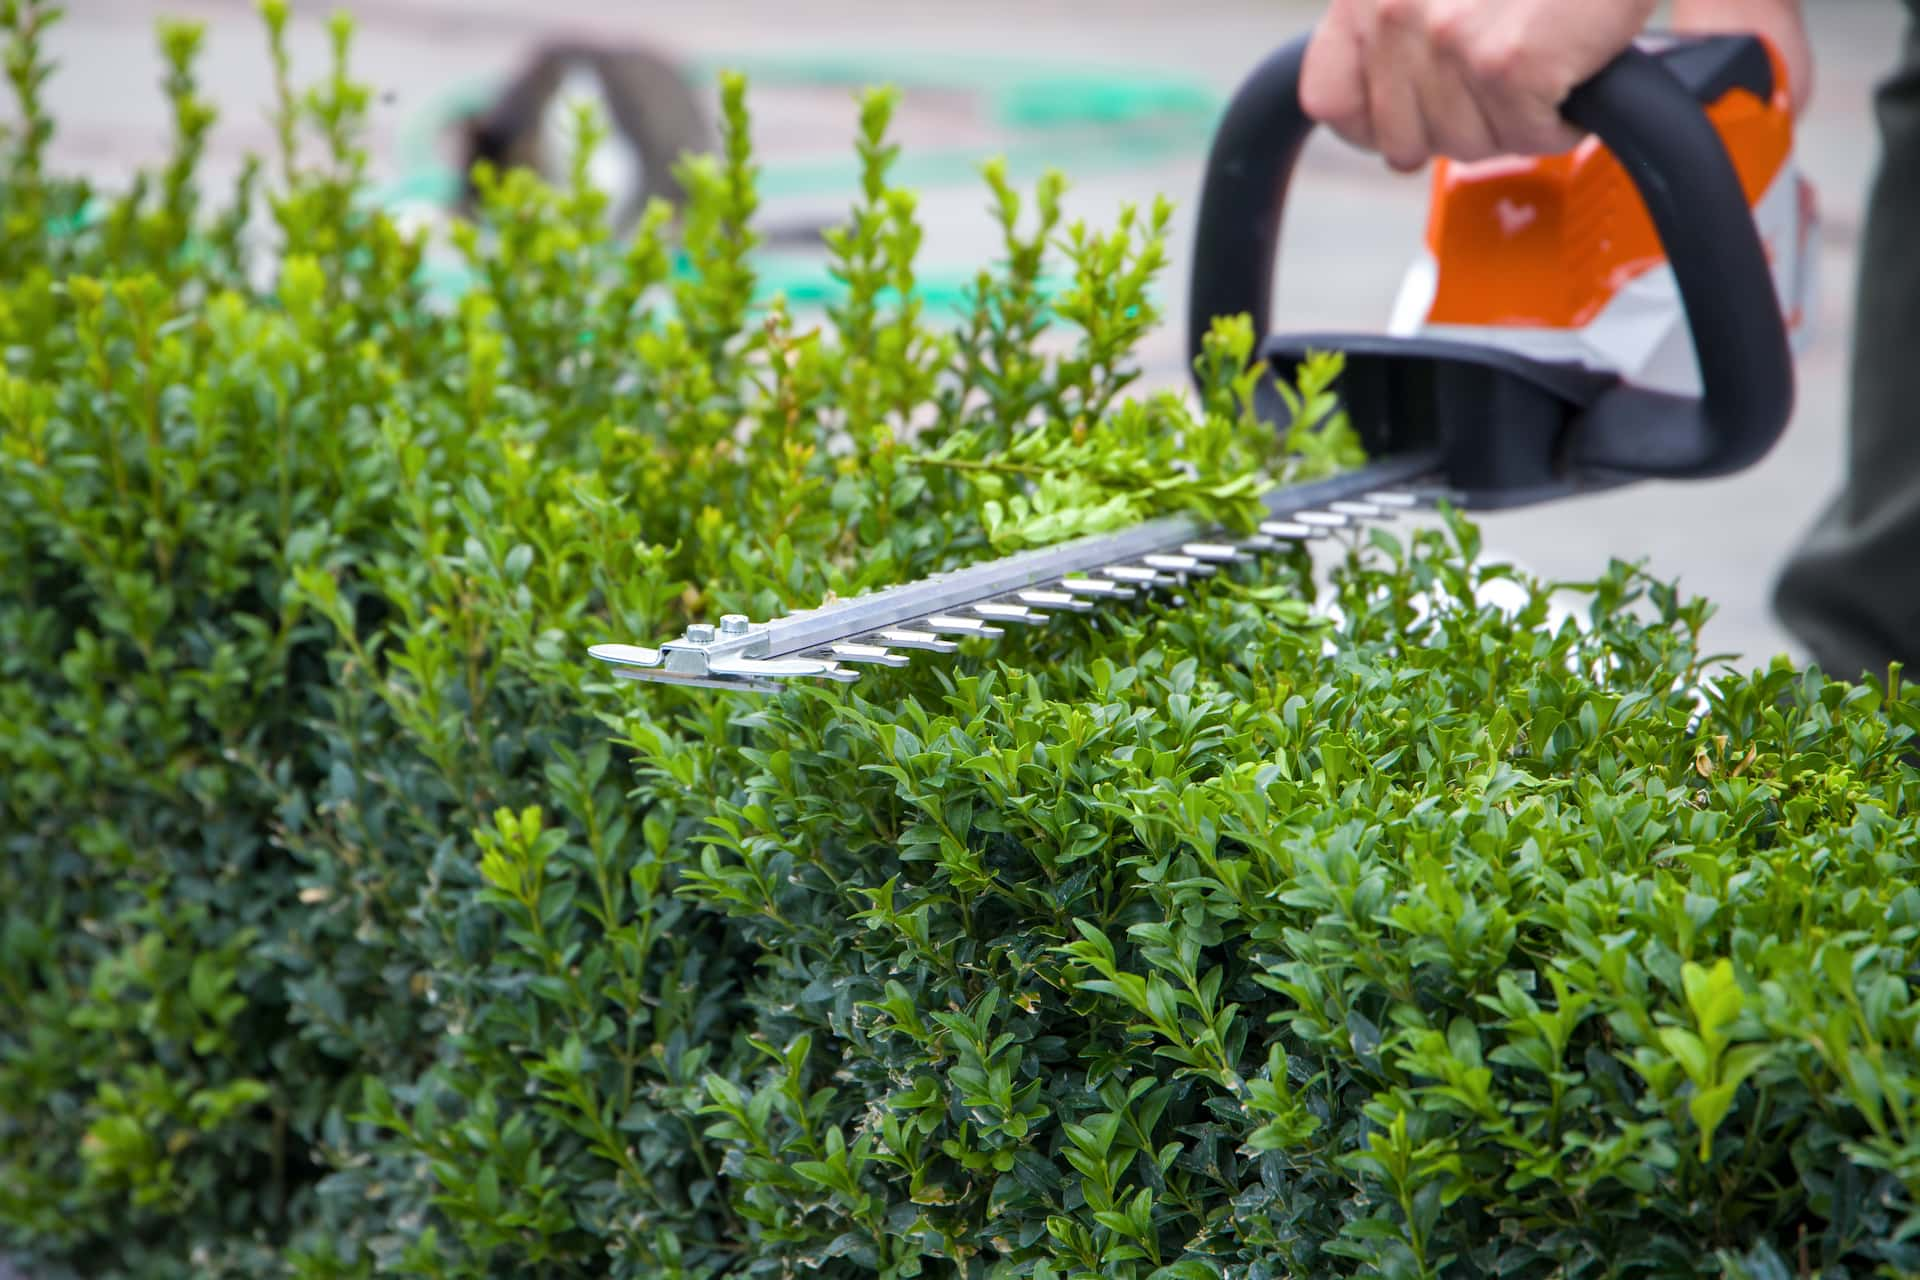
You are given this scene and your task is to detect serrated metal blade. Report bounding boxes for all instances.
[819,643,910,667]
[1258,520,1325,540]
[974,602,1050,625]
[590,643,665,669]
[1183,542,1251,563]
[1102,565,1178,587]
[871,629,960,653]
[710,653,854,681]
[1061,577,1136,599]
[1016,589,1096,613]
[590,451,1447,693]
[1328,500,1389,520]
[922,615,1007,638]
[1144,553,1212,576]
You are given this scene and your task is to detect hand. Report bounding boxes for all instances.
[1299,0,1809,173]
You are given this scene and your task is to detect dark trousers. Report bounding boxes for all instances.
[1774,3,1920,681]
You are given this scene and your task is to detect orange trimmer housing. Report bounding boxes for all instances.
[1190,30,1804,507]
[1400,37,1815,394]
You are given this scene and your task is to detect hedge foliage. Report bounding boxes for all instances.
[7,5,1920,1279]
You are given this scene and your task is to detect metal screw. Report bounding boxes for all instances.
[720,614,751,636]
[685,623,717,645]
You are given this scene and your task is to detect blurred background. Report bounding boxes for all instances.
[36,0,1909,669]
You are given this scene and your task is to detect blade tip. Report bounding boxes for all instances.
[590,643,663,666]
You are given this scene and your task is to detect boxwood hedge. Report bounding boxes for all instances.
[6,5,1920,1279]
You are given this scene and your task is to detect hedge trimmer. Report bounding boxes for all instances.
[593,31,1813,693]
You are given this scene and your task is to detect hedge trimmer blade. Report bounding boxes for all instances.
[591,452,1454,693]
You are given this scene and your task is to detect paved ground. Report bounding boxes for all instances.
[34,0,1913,670]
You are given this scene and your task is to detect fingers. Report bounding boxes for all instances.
[1414,16,1504,163]
[1370,1,1438,171]
[1301,0,1633,170]
[1300,8,1376,152]
[1437,18,1586,156]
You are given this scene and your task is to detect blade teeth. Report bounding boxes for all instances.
[1258,520,1326,541]
[1017,589,1097,614]
[922,614,1006,638]
[973,602,1051,626]
[1102,565,1178,587]
[872,628,959,653]
[709,654,843,680]
[1182,542,1251,564]
[1143,553,1212,576]
[1328,500,1389,520]
[819,642,910,667]
[1061,577,1136,599]
[596,474,1453,694]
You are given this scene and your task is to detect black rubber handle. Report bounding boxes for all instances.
[1187,34,1795,482]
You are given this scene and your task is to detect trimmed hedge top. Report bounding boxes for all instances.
[4,5,1920,1279]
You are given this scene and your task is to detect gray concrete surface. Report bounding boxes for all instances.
[31,0,1910,669]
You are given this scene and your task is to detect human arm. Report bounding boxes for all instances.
[1298,0,1810,171]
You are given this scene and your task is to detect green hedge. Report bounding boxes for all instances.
[6,5,1920,1278]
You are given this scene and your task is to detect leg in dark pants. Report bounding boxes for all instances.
[1775,4,1920,682]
